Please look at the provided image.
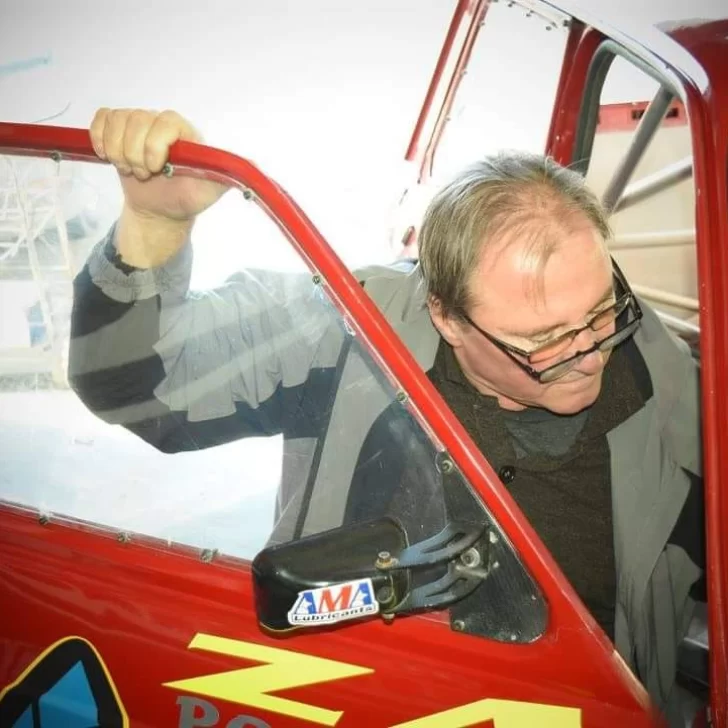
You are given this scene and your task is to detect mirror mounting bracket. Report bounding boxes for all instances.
[375,520,489,617]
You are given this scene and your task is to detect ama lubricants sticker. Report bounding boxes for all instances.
[288,578,379,626]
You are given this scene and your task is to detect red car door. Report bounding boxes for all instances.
[0,121,660,728]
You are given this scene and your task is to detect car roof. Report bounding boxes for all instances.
[559,0,727,31]
[544,0,728,95]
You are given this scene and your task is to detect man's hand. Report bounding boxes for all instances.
[90,108,227,268]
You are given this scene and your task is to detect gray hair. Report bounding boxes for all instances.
[418,151,612,319]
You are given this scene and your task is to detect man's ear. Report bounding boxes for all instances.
[427,297,467,348]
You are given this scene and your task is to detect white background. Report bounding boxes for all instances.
[2,0,722,266]
[1,1,456,266]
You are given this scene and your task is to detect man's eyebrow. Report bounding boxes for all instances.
[502,284,615,339]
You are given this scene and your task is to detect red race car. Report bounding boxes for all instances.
[0,2,725,727]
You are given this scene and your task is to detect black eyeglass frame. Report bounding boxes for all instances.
[461,259,644,384]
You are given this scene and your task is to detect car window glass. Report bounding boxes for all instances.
[0,157,288,558]
[0,151,546,643]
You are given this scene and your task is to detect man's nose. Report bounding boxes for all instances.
[571,327,604,373]
[573,325,598,350]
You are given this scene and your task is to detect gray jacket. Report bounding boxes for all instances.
[79,233,702,724]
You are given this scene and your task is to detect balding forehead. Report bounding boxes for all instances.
[471,221,610,315]
[474,216,607,305]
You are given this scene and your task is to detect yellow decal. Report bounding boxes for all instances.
[390,698,581,728]
[168,633,583,727]
[163,632,373,726]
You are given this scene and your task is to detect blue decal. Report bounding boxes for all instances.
[0,637,127,727]
[38,661,97,727]
[12,705,34,728]
[288,577,379,626]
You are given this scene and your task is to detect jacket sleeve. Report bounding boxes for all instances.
[665,339,705,578]
[645,307,706,583]
[69,225,343,452]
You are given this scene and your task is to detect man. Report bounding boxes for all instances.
[70,108,702,725]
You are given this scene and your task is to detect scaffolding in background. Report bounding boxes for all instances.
[0,156,98,387]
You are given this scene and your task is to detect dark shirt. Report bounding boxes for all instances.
[427,340,646,640]
[501,405,588,459]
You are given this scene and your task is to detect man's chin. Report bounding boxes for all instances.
[546,375,603,414]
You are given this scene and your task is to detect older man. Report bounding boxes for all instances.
[70,109,702,726]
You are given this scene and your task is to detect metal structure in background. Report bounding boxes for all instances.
[0,157,72,385]
[0,155,104,387]
[614,155,693,213]
[0,54,77,388]
[600,85,675,212]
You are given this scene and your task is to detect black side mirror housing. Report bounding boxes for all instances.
[252,517,487,632]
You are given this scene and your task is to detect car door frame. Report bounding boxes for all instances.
[402,2,728,724]
[0,120,663,727]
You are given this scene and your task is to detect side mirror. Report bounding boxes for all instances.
[252,517,487,632]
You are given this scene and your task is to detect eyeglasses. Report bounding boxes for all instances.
[461,260,643,384]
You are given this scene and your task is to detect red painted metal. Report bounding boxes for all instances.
[543,19,593,164]
[671,22,728,728]
[2,503,661,728]
[596,100,687,133]
[407,0,489,183]
[404,0,474,164]
[0,122,659,726]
